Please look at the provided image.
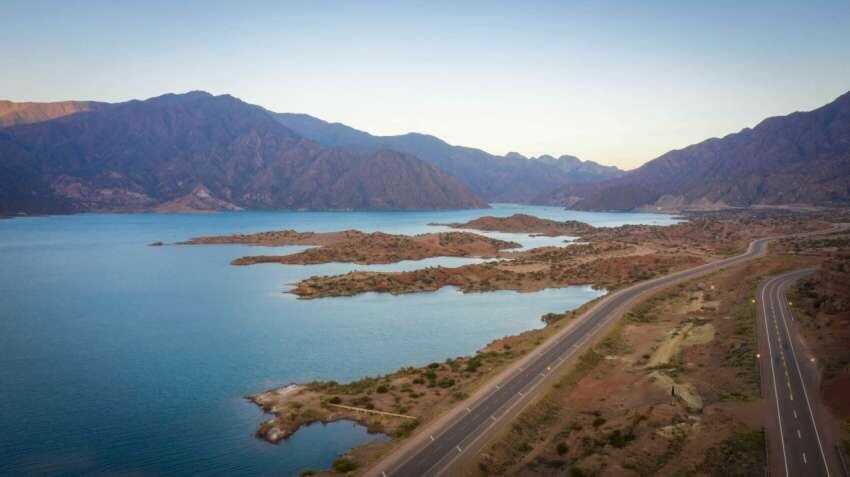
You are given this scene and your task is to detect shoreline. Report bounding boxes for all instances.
[246,294,609,446]
[224,211,828,472]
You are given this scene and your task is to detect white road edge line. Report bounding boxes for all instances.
[762,277,790,477]
[776,274,831,476]
[379,236,817,477]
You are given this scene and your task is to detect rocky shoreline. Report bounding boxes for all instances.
[173,211,834,474]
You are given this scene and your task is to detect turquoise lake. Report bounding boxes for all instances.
[0,205,678,476]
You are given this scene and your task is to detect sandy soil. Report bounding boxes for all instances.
[473,256,818,476]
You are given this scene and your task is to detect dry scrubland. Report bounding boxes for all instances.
[291,213,827,299]
[187,209,849,476]
[472,259,796,476]
[779,229,850,459]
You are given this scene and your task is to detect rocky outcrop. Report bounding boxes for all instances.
[153,185,243,212]
[435,213,597,236]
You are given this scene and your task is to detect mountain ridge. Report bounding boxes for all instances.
[274,112,624,202]
[538,90,850,211]
[0,92,486,215]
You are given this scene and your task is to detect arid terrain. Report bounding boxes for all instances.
[779,230,850,458]
[180,229,519,265]
[471,258,796,476]
[289,212,828,298]
[213,210,849,476]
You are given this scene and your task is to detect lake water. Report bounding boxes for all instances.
[0,205,677,476]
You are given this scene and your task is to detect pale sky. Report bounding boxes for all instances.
[2,0,849,169]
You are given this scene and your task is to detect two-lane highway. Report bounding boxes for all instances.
[759,270,835,477]
[368,237,782,477]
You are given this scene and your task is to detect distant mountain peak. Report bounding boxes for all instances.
[539,89,850,211]
[274,115,625,202]
[504,151,528,160]
[0,93,486,215]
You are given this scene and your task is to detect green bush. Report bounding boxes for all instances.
[465,357,482,372]
[394,419,419,438]
[607,429,635,448]
[331,457,357,473]
[556,442,569,455]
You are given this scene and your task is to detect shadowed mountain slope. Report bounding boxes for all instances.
[0,92,485,215]
[539,91,850,211]
[275,113,623,202]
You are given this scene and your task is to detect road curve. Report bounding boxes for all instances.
[758,269,836,477]
[366,236,784,477]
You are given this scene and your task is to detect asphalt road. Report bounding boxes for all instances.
[369,237,778,477]
[759,269,834,477]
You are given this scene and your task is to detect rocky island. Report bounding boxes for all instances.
[433,213,597,236]
[180,229,519,265]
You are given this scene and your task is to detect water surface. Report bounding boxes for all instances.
[0,205,677,476]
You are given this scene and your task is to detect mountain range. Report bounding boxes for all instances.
[0,92,486,215]
[0,92,622,215]
[2,89,849,216]
[275,113,623,203]
[539,91,850,211]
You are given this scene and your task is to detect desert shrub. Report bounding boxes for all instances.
[607,429,635,448]
[465,357,482,372]
[556,442,569,455]
[331,457,357,473]
[394,419,419,438]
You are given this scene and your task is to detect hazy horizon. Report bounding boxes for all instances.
[3,0,849,169]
